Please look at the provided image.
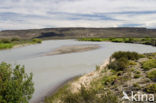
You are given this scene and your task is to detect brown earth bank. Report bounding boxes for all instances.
[0,27,156,39]
[46,44,100,56]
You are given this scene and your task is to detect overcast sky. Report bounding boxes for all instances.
[0,0,156,30]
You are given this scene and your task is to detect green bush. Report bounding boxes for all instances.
[135,71,141,74]
[109,51,144,71]
[102,75,118,85]
[32,38,42,43]
[108,57,128,71]
[134,74,141,78]
[128,61,137,65]
[112,51,143,60]
[133,83,141,90]
[142,59,156,70]
[111,38,124,42]
[63,91,82,103]
[0,62,34,103]
[133,83,140,88]
[145,84,156,93]
[0,38,11,43]
[147,70,156,81]
[125,38,134,43]
[11,37,20,41]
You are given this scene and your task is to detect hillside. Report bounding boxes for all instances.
[0,27,156,39]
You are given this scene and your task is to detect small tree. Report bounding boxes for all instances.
[0,62,34,103]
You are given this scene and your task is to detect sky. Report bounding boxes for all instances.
[0,0,156,30]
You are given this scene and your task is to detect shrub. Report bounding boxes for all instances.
[134,74,141,78]
[133,83,140,88]
[11,37,20,41]
[32,38,42,43]
[108,57,128,71]
[147,70,156,81]
[62,86,119,103]
[135,71,141,74]
[109,51,144,71]
[142,59,156,70]
[0,38,11,43]
[97,91,119,103]
[112,51,143,60]
[145,84,156,93]
[0,62,34,103]
[133,83,141,90]
[111,38,124,42]
[63,91,82,103]
[102,75,118,85]
[128,61,137,65]
[125,38,134,43]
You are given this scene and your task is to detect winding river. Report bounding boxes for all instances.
[0,40,156,103]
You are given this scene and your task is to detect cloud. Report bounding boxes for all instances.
[0,0,156,30]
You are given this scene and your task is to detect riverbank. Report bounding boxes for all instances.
[44,52,156,103]
[0,38,42,50]
[78,37,156,46]
[33,75,81,103]
[46,44,100,56]
[34,59,106,103]
[44,58,110,103]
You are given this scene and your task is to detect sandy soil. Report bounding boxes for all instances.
[70,59,110,93]
[46,44,100,56]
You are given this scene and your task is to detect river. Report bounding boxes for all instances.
[0,40,156,103]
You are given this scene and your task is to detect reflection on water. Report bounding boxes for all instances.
[0,40,156,102]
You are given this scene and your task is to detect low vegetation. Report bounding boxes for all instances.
[145,84,156,93]
[0,38,42,50]
[45,52,156,103]
[79,37,156,46]
[45,77,119,103]
[142,59,156,70]
[0,62,34,103]
[62,86,119,103]
[108,51,143,71]
[0,43,14,49]
[111,51,144,60]
[147,70,156,81]
[32,38,42,43]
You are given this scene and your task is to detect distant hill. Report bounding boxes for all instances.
[0,27,156,39]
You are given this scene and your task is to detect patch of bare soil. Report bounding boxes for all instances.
[46,44,100,56]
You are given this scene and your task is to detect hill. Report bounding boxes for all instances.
[0,27,156,39]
